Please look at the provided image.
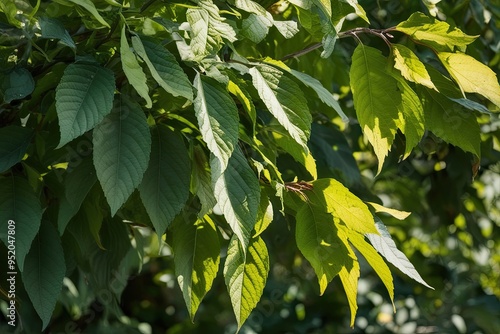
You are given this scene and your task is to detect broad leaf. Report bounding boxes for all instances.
[0,125,32,173]
[366,218,433,289]
[173,216,220,320]
[39,16,75,48]
[193,74,239,172]
[350,45,400,172]
[224,235,269,329]
[191,144,217,216]
[132,35,193,101]
[66,0,110,28]
[310,179,378,234]
[338,238,360,327]
[1,67,35,103]
[55,63,115,147]
[392,44,436,91]
[395,12,477,52]
[139,125,190,237]
[241,13,272,43]
[438,52,500,108]
[121,26,152,108]
[296,204,350,294]
[0,176,42,271]
[341,0,369,23]
[249,65,311,151]
[212,148,260,251]
[23,221,66,330]
[253,195,273,237]
[93,96,151,216]
[367,202,411,220]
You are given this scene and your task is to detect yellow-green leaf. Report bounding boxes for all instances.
[367,202,411,220]
[392,44,437,91]
[339,233,360,327]
[438,52,500,109]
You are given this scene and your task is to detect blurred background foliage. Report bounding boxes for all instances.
[1,0,499,333]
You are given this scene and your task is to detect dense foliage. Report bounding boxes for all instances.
[0,0,499,333]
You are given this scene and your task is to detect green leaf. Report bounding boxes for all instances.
[350,44,400,173]
[66,0,110,28]
[224,235,269,329]
[296,204,350,294]
[55,63,115,147]
[173,216,220,320]
[139,125,190,237]
[341,0,369,23]
[249,65,311,152]
[349,231,394,310]
[253,194,273,237]
[437,52,500,108]
[272,130,317,180]
[0,176,42,271]
[193,74,239,171]
[310,179,378,234]
[392,44,436,91]
[311,0,332,18]
[420,87,481,156]
[191,144,217,216]
[338,240,360,327]
[1,67,35,103]
[23,221,66,330]
[395,12,477,52]
[212,148,260,251]
[367,202,411,220]
[0,126,32,173]
[39,16,76,48]
[131,35,193,101]
[120,26,152,108]
[366,217,434,289]
[273,20,299,39]
[241,13,273,43]
[93,96,152,216]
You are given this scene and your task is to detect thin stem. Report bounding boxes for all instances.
[281,42,322,61]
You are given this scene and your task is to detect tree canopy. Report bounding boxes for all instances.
[0,0,499,333]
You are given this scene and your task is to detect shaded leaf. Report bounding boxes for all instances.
[39,16,75,48]
[66,0,110,28]
[1,67,35,103]
[0,125,32,173]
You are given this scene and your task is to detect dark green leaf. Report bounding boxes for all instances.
[0,125,32,173]
[1,68,35,103]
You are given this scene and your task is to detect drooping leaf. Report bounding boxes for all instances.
[131,35,193,101]
[139,125,190,237]
[338,237,360,327]
[367,202,411,220]
[253,194,273,237]
[193,73,239,172]
[173,216,220,320]
[212,148,260,251]
[55,63,115,147]
[0,176,42,271]
[249,65,311,151]
[296,203,350,294]
[341,0,369,23]
[395,12,477,52]
[191,144,217,216]
[241,13,273,43]
[39,16,75,48]
[0,125,32,173]
[272,130,317,180]
[66,0,110,28]
[1,67,35,103]
[23,221,66,330]
[392,44,436,91]
[224,235,269,329]
[366,217,434,289]
[350,45,400,172]
[273,20,300,39]
[438,52,500,108]
[120,25,152,108]
[93,96,151,216]
[309,179,378,234]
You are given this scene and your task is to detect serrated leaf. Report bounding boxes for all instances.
[420,87,481,156]
[1,67,35,103]
[66,0,110,28]
[139,125,190,237]
[187,8,210,59]
[273,20,299,39]
[224,235,269,329]
[350,44,401,173]
[23,221,66,330]
[0,125,32,173]
[93,96,151,216]
[173,216,220,320]
[227,76,257,134]
[0,176,42,271]
[310,178,378,234]
[55,63,115,147]
[338,238,360,327]
[288,68,348,122]
[241,13,272,43]
[395,12,477,52]
[392,44,436,91]
[212,148,260,251]
[131,35,193,101]
[438,52,500,108]
[120,26,152,108]
[296,204,350,294]
[367,202,411,220]
[39,16,75,48]
[349,231,394,311]
[249,65,311,152]
[253,195,273,237]
[193,73,239,172]
[192,144,217,216]
[366,217,433,289]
